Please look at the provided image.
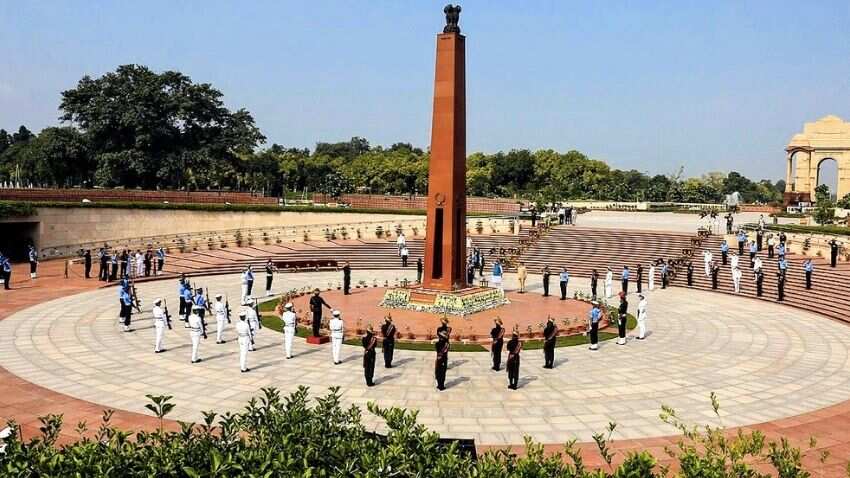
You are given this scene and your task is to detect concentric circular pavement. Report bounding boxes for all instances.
[2,270,849,446]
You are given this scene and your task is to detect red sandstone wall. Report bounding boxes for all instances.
[0,188,277,205]
[314,193,522,214]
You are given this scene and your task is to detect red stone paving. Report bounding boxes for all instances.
[0,258,849,475]
[284,287,597,341]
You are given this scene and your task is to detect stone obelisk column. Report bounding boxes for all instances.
[423,5,466,291]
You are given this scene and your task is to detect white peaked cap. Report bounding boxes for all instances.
[284,302,293,309]
[332,310,341,317]
[154,298,162,305]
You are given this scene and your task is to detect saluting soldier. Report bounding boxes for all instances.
[381,315,396,368]
[559,267,569,300]
[542,265,551,297]
[264,259,277,297]
[542,317,557,368]
[635,264,643,294]
[188,305,204,363]
[737,230,747,255]
[362,325,378,387]
[329,310,344,365]
[506,326,522,390]
[281,302,297,359]
[435,330,450,391]
[214,294,227,344]
[152,298,167,353]
[617,292,628,345]
[244,300,260,351]
[236,311,251,372]
[490,318,504,371]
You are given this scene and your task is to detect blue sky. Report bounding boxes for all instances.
[2,1,849,182]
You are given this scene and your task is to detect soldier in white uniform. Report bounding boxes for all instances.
[636,294,648,340]
[329,310,344,365]
[243,301,260,351]
[648,264,655,291]
[281,302,297,359]
[732,266,742,293]
[188,305,204,363]
[730,252,739,271]
[240,267,250,303]
[604,267,613,298]
[152,298,167,353]
[235,311,252,373]
[214,294,227,344]
[753,256,763,275]
[703,250,713,276]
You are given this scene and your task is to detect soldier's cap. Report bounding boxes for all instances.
[332,310,341,317]
[241,300,250,306]
[440,317,449,324]
[494,317,503,325]
[154,298,162,305]
[284,302,293,309]
[215,293,222,299]
[239,311,247,318]
[366,324,374,332]
[591,300,599,306]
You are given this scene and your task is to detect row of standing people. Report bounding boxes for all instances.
[94,247,165,281]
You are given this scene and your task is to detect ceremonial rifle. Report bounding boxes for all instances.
[225,295,232,324]
[247,318,255,346]
[253,298,263,330]
[162,298,173,330]
[204,287,212,314]
[200,314,208,340]
[130,280,142,314]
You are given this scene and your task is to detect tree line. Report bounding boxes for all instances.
[0,64,785,204]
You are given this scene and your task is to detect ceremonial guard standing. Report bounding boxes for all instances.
[660,262,669,289]
[648,263,655,291]
[244,300,260,351]
[749,241,757,267]
[400,246,409,267]
[381,315,396,368]
[342,262,352,295]
[240,267,251,303]
[516,262,528,293]
[589,269,599,299]
[506,327,522,390]
[180,281,193,325]
[730,252,739,271]
[416,258,423,283]
[264,259,277,297]
[737,230,747,255]
[588,302,601,351]
[27,245,38,279]
[776,271,786,301]
[156,247,165,275]
[491,260,504,292]
[829,239,840,267]
[559,267,569,300]
[193,288,207,320]
[490,318,504,371]
[636,264,643,293]
[109,252,118,281]
[542,317,557,368]
[396,231,406,255]
[152,298,168,352]
[767,235,776,258]
[362,325,377,387]
[621,266,629,294]
[98,248,108,281]
[329,310,344,365]
[542,265,551,297]
[236,311,251,373]
[281,303,297,359]
[720,240,729,265]
[686,261,694,286]
[83,249,92,279]
[214,294,227,344]
[754,269,764,297]
[732,267,742,293]
[604,267,613,298]
[119,286,133,332]
[804,259,813,289]
[711,262,720,289]
[1,254,11,289]
[703,250,712,276]
[434,330,449,391]
[309,289,332,337]
[188,305,204,363]
[617,292,628,345]
[636,294,648,340]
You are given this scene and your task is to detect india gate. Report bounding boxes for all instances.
[785,115,850,202]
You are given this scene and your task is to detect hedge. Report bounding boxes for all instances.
[0,387,825,477]
[757,223,850,237]
[0,201,38,219]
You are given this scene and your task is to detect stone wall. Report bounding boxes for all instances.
[313,193,524,214]
[0,187,277,204]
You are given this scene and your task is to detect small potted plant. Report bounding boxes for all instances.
[355,318,364,335]
[406,326,415,340]
[375,225,384,238]
[475,220,484,234]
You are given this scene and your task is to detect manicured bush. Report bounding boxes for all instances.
[0,388,831,477]
[0,200,37,219]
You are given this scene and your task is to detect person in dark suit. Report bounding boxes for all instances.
[381,315,396,368]
[362,325,377,387]
[506,327,522,390]
[342,262,351,295]
[309,289,332,337]
[83,249,92,279]
[542,317,557,369]
[435,330,449,391]
[635,264,643,293]
[490,318,504,371]
[542,265,551,297]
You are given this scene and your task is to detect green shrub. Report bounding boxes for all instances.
[0,200,37,219]
[0,388,831,477]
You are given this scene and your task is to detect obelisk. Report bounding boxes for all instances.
[423,4,466,291]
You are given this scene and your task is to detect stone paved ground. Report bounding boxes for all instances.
[3,270,850,450]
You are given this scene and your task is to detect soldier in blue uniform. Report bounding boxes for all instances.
[98,248,108,281]
[109,252,118,282]
[558,267,569,300]
[736,230,747,255]
[119,286,133,332]
[156,247,165,275]
[720,240,729,265]
[181,281,194,326]
[27,245,38,279]
[803,259,813,289]
[620,266,629,295]
[194,288,207,320]
[748,241,757,268]
[588,302,601,351]
[1,253,11,290]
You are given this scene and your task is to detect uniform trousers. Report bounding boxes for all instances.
[637,316,647,339]
[154,321,166,351]
[190,332,201,362]
[241,283,248,302]
[383,340,395,367]
[589,322,599,349]
[216,317,227,342]
[805,271,812,289]
[559,281,567,299]
[543,341,555,368]
[363,350,376,386]
[331,337,343,363]
[507,356,520,388]
[435,357,448,390]
[284,326,295,358]
[238,336,250,371]
[265,275,273,294]
[543,277,550,296]
[491,340,503,370]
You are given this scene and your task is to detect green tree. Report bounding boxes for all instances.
[59,64,265,189]
[813,184,835,225]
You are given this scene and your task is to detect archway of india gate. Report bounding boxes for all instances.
[785,115,850,204]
